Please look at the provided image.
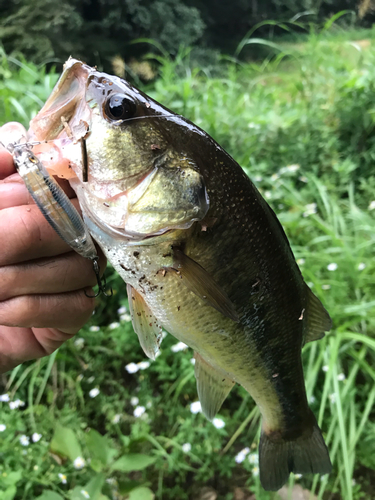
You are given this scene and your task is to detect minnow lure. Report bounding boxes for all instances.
[8,141,111,298]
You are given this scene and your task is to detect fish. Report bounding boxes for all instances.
[29,57,332,491]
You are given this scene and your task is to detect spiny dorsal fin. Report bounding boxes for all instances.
[170,249,239,322]
[127,284,162,360]
[194,352,235,420]
[304,284,332,345]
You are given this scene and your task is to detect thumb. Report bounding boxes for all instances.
[0,122,28,180]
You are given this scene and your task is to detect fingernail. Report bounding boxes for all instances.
[3,173,23,184]
[0,182,30,209]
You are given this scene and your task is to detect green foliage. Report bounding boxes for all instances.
[0,0,369,70]
[2,22,375,500]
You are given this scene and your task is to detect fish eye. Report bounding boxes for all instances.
[104,93,137,122]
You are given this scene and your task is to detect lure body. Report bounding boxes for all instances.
[11,143,97,260]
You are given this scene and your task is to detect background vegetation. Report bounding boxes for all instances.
[1,0,375,69]
[2,6,375,500]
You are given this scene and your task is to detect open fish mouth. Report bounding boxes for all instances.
[30,58,92,143]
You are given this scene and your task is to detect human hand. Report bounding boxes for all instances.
[0,122,106,373]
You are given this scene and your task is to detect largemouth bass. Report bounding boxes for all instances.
[29,58,332,491]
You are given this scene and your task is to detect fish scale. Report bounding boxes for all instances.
[29,57,332,491]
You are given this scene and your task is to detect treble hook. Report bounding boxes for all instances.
[85,257,113,298]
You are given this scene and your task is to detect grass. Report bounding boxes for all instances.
[1,19,375,500]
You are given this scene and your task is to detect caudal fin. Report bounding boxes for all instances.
[259,417,332,491]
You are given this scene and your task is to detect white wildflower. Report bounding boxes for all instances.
[9,399,25,410]
[309,395,316,404]
[322,365,329,372]
[264,191,272,199]
[212,418,225,429]
[0,394,10,402]
[368,200,375,210]
[297,258,305,265]
[299,176,308,183]
[133,406,146,418]
[73,456,86,469]
[190,358,196,365]
[327,263,338,271]
[254,175,263,182]
[171,342,188,352]
[32,433,42,443]
[271,173,279,181]
[329,393,337,404]
[286,164,300,173]
[87,376,95,383]
[294,473,302,479]
[190,401,202,414]
[182,443,191,453]
[0,424,6,432]
[77,374,84,382]
[161,330,168,339]
[89,325,100,332]
[154,350,162,358]
[117,306,127,315]
[337,373,346,381]
[307,281,314,288]
[109,322,120,330]
[125,362,139,374]
[303,202,317,217]
[130,397,139,406]
[358,262,366,271]
[89,388,100,398]
[112,414,121,424]
[58,473,67,484]
[19,435,30,446]
[252,466,260,477]
[248,452,258,465]
[235,447,250,464]
[138,361,150,370]
[146,401,152,409]
[80,490,90,499]
[74,337,85,348]
[120,313,132,322]
[33,465,39,470]
[322,284,331,290]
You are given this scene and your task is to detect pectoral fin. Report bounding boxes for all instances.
[194,352,235,420]
[127,284,162,360]
[303,284,332,345]
[170,249,239,322]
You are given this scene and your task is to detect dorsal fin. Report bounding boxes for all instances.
[304,284,332,345]
[127,284,162,360]
[194,352,235,420]
[169,249,239,322]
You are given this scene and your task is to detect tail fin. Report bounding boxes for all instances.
[259,418,332,491]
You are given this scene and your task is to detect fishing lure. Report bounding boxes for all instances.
[8,141,111,298]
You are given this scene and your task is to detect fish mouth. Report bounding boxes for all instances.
[29,58,92,142]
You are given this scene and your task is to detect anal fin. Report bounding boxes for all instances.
[170,249,239,322]
[127,284,162,360]
[304,284,332,345]
[194,352,235,420]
